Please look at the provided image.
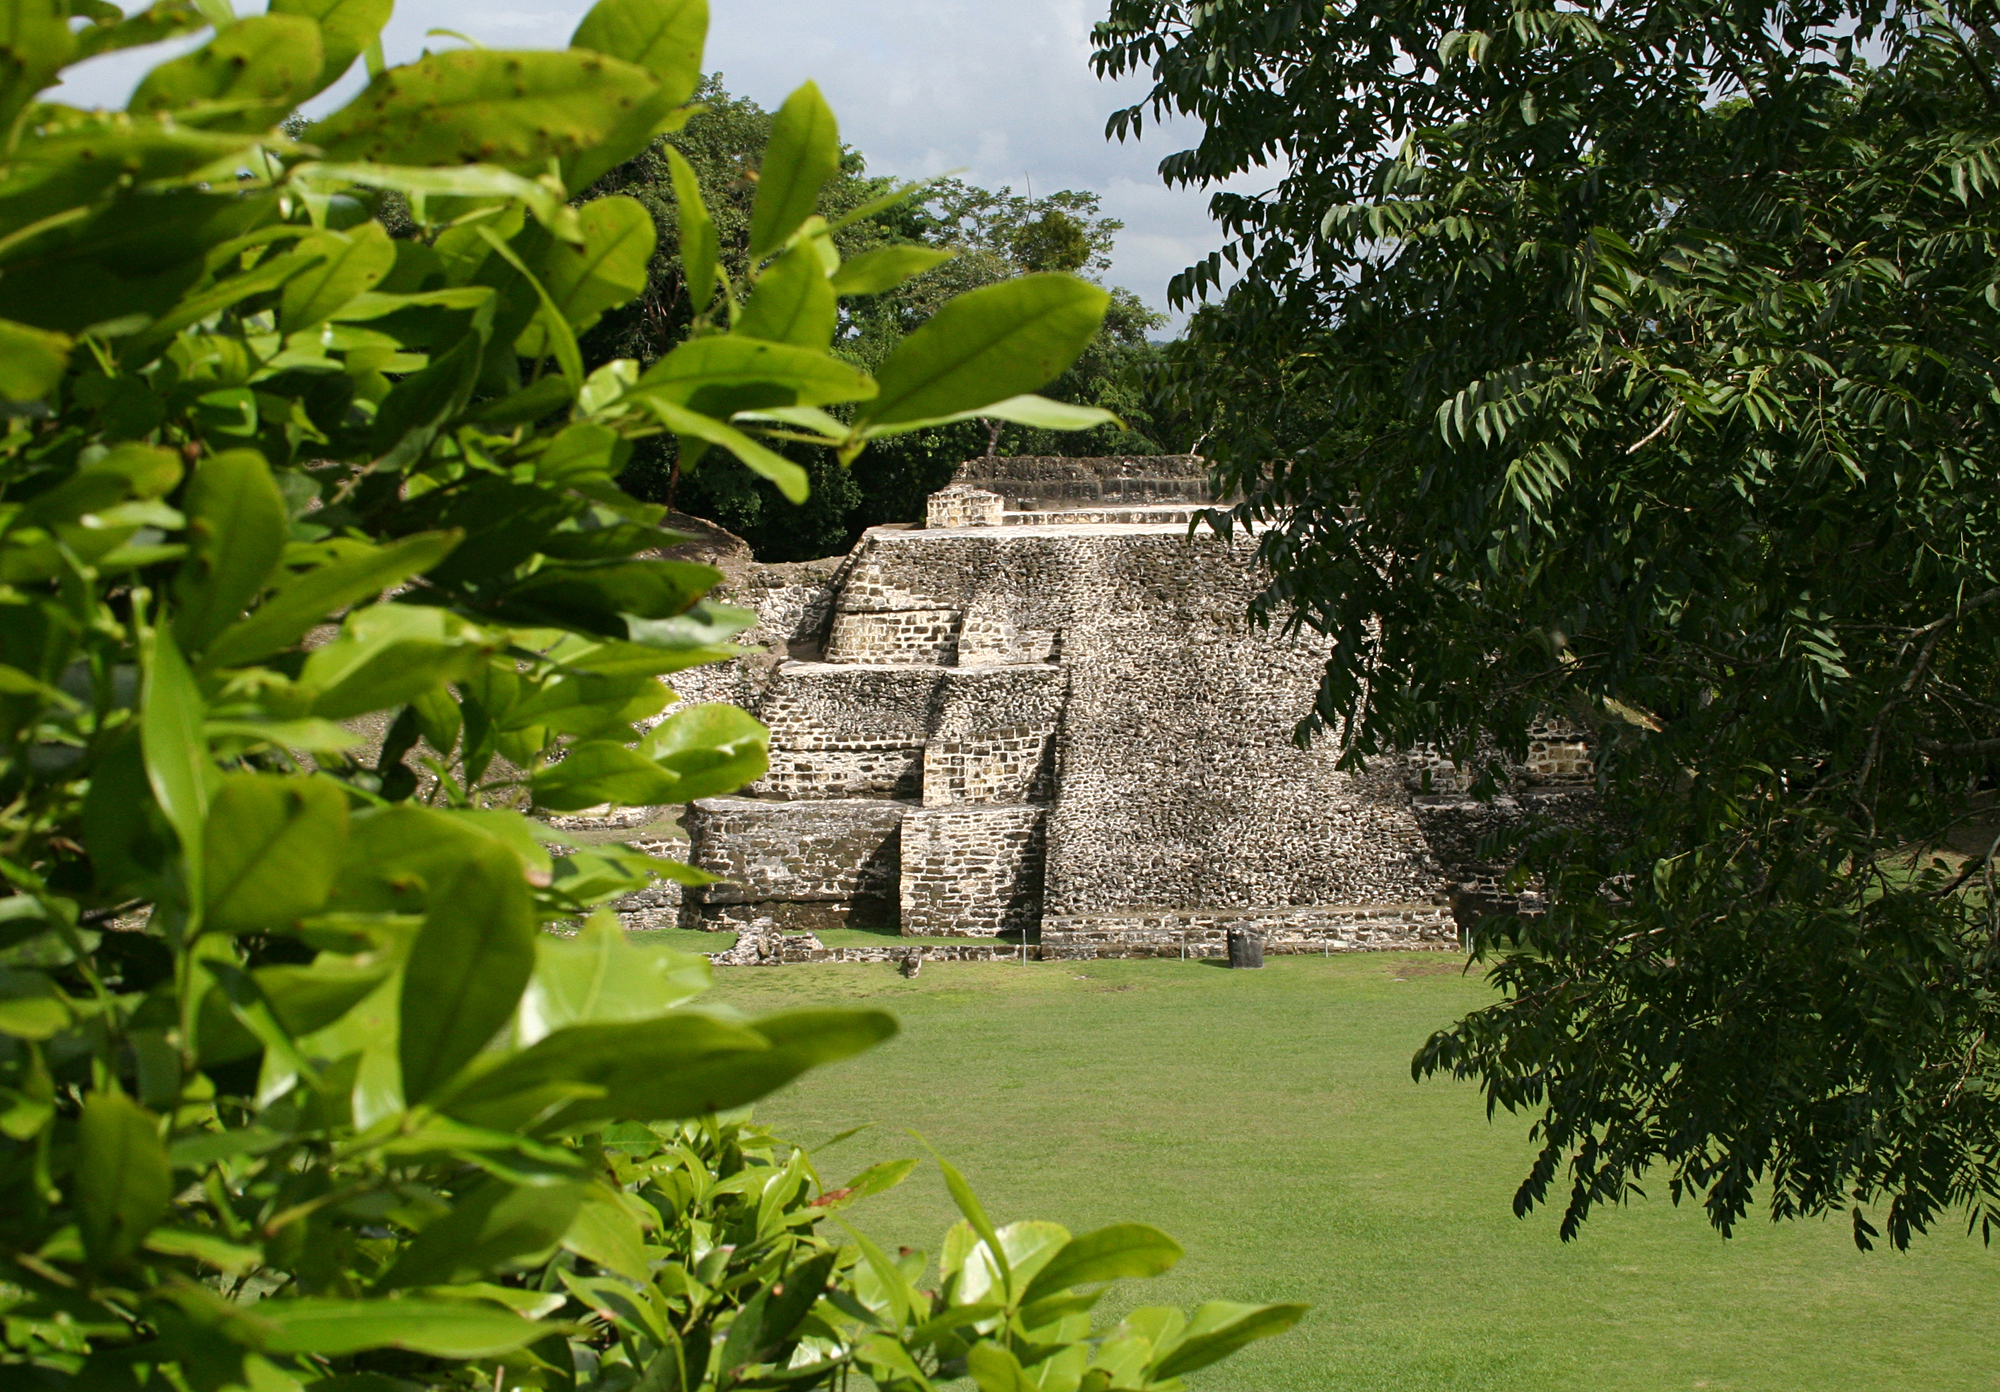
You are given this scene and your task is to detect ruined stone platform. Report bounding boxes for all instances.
[636,456,1590,961]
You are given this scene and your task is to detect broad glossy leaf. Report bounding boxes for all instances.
[203,531,460,669]
[748,81,838,261]
[549,1007,896,1129]
[637,701,769,800]
[438,1010,769,1130]
[830,244,953,297]
[0,317,69,401]
[398,841,537,1103]
[279,221,395,333]
[173,449,287,652]
[518,911,710,1045]
[196,955,392,1064]
[1019,1224,1183,1304]
[201,773,348,935]
[560,1180,652,1281]
[857,274,1108,428]
[632,333,874,412]
[1149,1301,1310,1380]
[737,242,835,347]
[269,0,390,94]
[310,49,663,174]
[530,740,681,812]
[256,1297,554,1357]
[299,603,496,720]
[379,1177,589,1288]
[129,13,323,133]
[514,196,655,359]
[569,0,704,104]
[966,1342,1036,1392]
[76,1092,171,1266]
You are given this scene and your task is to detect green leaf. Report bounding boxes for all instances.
[279,221,395,334]
[936,1155,1008,1294]
[379,1177,589,1289]
[0,317,69,401]
[398,841,537,1104]
[269,0,391,94]
[143,1227,264,1275]
[1149,1301,1310,1380]
[310,49,663,175]
[631,333,875,413]
[201,773,349,935]
[560,1180,652,1282]
[569,0,705,105]
[954,394,1121,432]
[530,740,682,812]
[748,81,839,261]
[75,1092,171,1266]
[829,244,952,298]
[129,13,323,133]
[737,242,836,347]
[299,603,496,721]
[172,449,288,652]
[514,195,656,359]
[518,911,710,1044]
[203,531,461,669]
[856,274,1109,428]
[665,145,719,320]
[255,1297,555,1357]
[639,396,810,503]
[297,161,583,244]
[0,0,73,133]
[965,1343,1033,1392]
[141,625,210,891]
[0,971,69,1040]
[71,2,207,63]
[475,223,584,392]
[440,1010,770,1130]
[637,701,769,800]
[1019,1224,1183,1304]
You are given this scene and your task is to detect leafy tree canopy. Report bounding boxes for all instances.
[584,77,1175,558]
[1097,0,2000,1248]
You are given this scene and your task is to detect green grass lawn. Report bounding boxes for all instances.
[691,951,1997,1392]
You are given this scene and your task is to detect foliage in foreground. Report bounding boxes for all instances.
[580,75,1174,559]
[1096,0,2000,1246]
[0,0,1301,1385]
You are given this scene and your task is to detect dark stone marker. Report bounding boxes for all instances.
[1227,929,1264,969]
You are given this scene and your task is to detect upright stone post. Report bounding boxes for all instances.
[1227,928,1264,969]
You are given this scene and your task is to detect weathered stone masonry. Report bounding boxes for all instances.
[648,456,1590,958]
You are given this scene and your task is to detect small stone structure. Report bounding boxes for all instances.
[646,456,1591,960]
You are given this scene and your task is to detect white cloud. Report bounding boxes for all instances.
[55,0,1273,325]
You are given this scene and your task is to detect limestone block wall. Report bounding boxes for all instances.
[926,484,1003,529]
[824,609,962,664]
[948,455,1225,511]
[680,798,905,927]
[900,806,1047,936]
[922,724,1054,807]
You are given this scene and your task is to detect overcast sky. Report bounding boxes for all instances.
[56,1,1272,328]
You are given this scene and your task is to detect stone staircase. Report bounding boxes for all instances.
[673,548,1062,942]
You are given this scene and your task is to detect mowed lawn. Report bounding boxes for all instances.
[684,950,1997,1392]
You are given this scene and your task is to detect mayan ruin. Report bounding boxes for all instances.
[627,456,1594,961]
